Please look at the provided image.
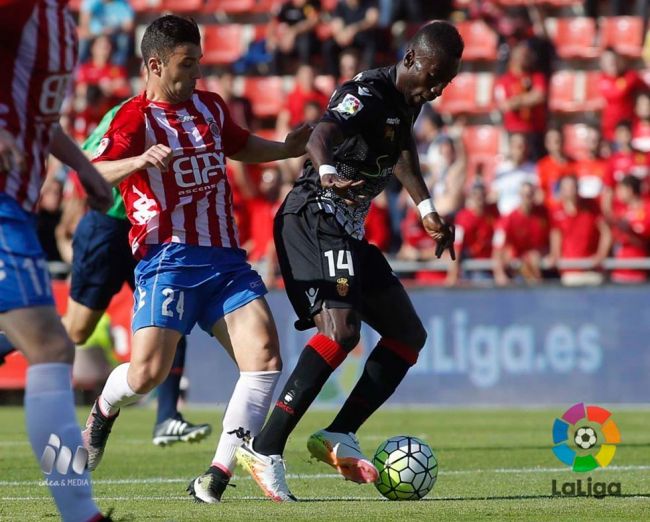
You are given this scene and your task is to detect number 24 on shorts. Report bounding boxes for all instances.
[323,250,354,277]
[161,288,185,319]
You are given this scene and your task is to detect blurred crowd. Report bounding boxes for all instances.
[39,0,650,287]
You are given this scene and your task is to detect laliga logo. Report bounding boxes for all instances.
[551,403,622,498]
[552,402,621,472]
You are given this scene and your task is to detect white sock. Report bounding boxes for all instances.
[98,363,143,416]
[212,370,280,474]
[25,363,100,522]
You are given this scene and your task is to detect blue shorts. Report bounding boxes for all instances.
[0,194,54,313]
[132,243,267,335]
[70,210,135,310]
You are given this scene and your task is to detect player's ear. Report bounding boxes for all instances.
[403,49,415,69]
[148,56,163,77]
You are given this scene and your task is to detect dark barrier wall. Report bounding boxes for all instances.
[185,285,650,405]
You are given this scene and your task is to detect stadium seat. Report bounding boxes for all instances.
[549,17,600,59]
[549,70,603,113]
[160,0,204,12]
[244,77,287,118]
[436,73,495,115]
[462,125,502,186]
[600,17,644,58]
[204,0,256,14]
[456,20,498,61]
[202,25,250,65]
[563,123,592,161]
[129,0,161,12]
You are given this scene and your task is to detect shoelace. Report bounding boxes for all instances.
[267,458,292,497]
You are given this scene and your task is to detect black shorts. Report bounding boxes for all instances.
[69,210,135,310]
[274,204,401,331]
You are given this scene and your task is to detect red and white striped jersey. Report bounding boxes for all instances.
[94,90,250,256]
[0,0,78,213]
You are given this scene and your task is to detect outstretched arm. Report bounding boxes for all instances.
[50,126,112,211]
[394,140,455,259]
[229,124,312,163]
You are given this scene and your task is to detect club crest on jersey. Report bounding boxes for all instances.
[336,277,350,297]
[92,137,110,159]
[333,94,363,119]
[207,117,222,148]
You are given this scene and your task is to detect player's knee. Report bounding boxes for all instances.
[28,335,75,365]
[330,328,360,352]
[66,324,92,346]
[128,364,166,394]
[398,321,427,352]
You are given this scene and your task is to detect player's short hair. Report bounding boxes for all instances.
[141,15,200,67]
[410,21,464,63]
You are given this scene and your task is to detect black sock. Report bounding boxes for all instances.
[326,339,417,434]
[254,334,347,456]
[156,336,186,424]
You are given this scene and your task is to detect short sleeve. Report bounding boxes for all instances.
[320,84,380,137]
[92,101,146,162]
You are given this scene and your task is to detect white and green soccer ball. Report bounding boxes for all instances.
[372,435,438,501]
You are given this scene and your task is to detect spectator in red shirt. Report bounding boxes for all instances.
[495,42,547,160]
[609,175,650,283]
[598,48,648,143]
[632,91,650,153]
[492,182,550,286]
[537,126,574,207]
[572,124,609,201]
[76,35,130,103]
[447,183,499,286]
[276,64,328,135]
[548,175,611,286]
[603,120,650,217]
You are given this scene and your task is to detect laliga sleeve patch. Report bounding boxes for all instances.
[92,137,110,159]
[332,93,363,119]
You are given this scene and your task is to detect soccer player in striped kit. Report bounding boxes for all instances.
[81,15,311,503]
[0,1,113,520]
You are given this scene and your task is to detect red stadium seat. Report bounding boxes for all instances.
[436,73,495,115]
[462,125,502,186]
[600,17,644,58]
[129,0,161,12]
[204,0,256,14]
[244,77,286,118]
[550,17,600,59]
[549,70,603,113]
[251,0,285,13]
[563,123,592,161]
[160,0,204,13]
[456,20,498,61]
[202,25,248,65]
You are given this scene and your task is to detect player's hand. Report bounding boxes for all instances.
[320,173,365,205]
[76,163,113,212]
[0,128,25,174]
[422,212,455,260]
[138,144,173,171]
[284,123,313,157]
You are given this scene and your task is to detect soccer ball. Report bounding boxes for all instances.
[574,426,597,449]
[372,435,438,501]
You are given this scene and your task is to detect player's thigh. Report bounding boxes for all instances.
[211,296,281,372]
[63,297,105,344]
[0,306,74,364]
[360,244,426,349]
[275,209,362,338]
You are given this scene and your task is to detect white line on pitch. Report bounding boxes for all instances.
[1,465,648,488]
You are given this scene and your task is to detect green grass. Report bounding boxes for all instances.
[0,406,649,520]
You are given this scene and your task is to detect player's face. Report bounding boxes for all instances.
[159,44,202,103]
[401,50,460,107]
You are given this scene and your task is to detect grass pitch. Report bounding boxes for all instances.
[0,406,649,520]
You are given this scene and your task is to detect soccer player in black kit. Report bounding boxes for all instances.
[238,21,463,501]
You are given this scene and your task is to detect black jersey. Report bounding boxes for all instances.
[282,66,421,239]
